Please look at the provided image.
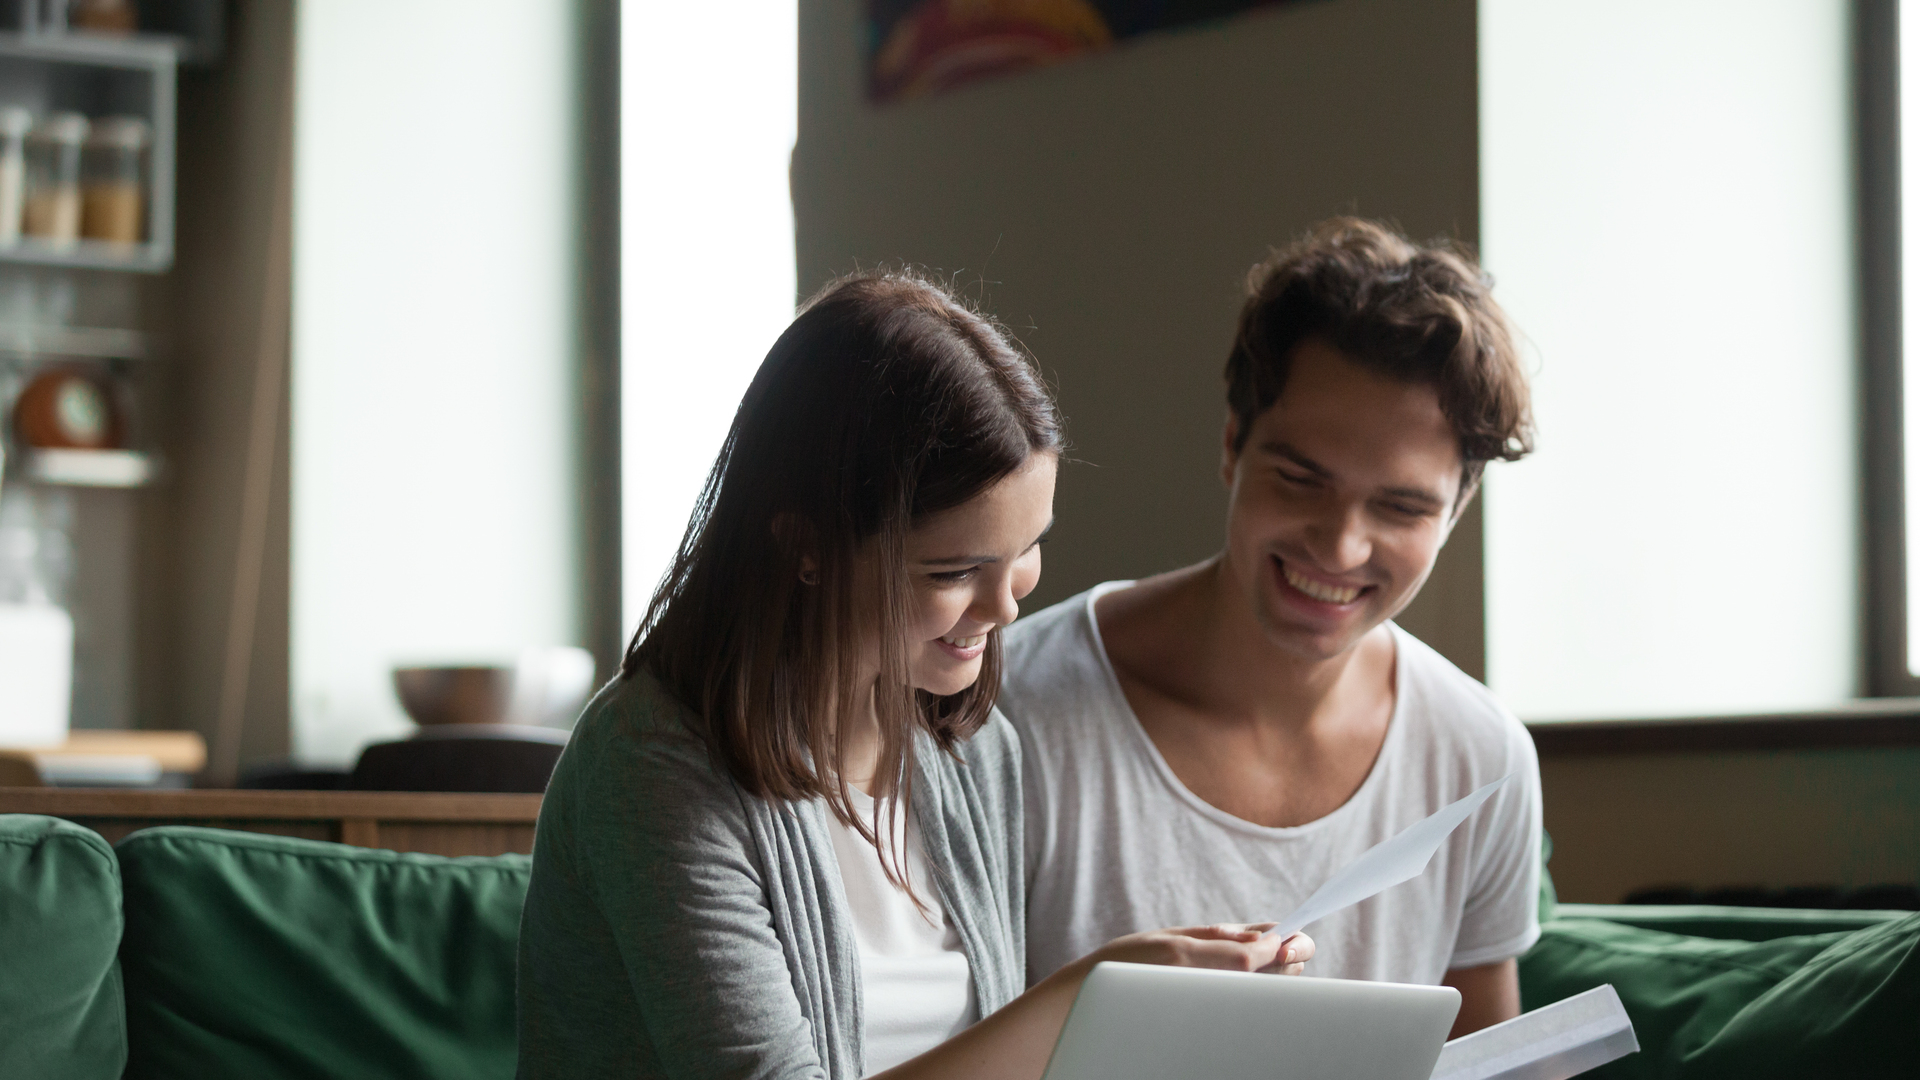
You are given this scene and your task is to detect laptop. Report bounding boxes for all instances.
[1041,962,1461,1080]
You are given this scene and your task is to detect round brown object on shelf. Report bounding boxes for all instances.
[12,369,121,449]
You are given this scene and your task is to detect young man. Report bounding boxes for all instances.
[1000,218,1541,1037]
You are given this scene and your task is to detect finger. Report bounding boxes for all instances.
[1251,934,1312,974]
[1184,935,1286,972]
[1170,924,1262,941]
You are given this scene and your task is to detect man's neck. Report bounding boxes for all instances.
[1097,557,1398,828]
[1120,556,1386,738]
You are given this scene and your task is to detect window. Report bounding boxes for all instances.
[620,0,798,631]
[291,2,578,763]
[1479,1,1857,719]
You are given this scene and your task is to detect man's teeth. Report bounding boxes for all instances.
[1282,562,1363,604]
[941,633,988,649]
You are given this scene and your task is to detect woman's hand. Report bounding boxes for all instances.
[868,927,1315,1080]
[1082,924,1314,977]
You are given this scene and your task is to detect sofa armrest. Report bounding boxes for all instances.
[1551,902,1910,942]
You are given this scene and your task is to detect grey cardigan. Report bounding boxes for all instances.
[516,671,1027,1080]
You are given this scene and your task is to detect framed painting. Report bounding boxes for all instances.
[868,0,1312,103]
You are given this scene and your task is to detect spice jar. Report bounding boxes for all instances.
[0,107,31,246]
[73,0,138,35]
[23,113,87,245]
[81,116,147,245]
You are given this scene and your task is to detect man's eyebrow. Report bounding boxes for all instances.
[916,518,1054,566]
[1257,441,1333,477]
[1261,441,1448,506]
[1381,486,1448,508]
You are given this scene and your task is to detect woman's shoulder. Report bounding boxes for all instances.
[549,669,742,821]
[568,669,708,762]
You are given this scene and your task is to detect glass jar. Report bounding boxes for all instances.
[81,116,147,245]
[0,107,32,246]
[23,112,87,245]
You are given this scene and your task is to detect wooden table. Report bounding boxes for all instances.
[0,730,209,786]
[0,788,543,857]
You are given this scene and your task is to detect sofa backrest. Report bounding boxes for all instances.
[0,814,126,1080]
[116,825,530,1080]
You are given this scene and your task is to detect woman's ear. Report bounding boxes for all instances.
[771,513,820,580]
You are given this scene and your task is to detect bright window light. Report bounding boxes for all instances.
[291,1,578,764]
[1902,0,1920,674]
[1480,0,1856,718]
[621,0,799,633]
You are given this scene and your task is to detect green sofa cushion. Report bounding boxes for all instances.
[0,814,126,1080]
[116,826,530,1080]
[1522,912,1920,1079]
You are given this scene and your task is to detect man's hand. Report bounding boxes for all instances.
[1441,958,1520,1038]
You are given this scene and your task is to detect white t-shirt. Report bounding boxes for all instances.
[825,785,977,1076]
[1000,582,1542,987]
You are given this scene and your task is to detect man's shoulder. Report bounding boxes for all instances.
[1390,625,1535,764]
[998,584,1127,736]
[1002,585,1109,684]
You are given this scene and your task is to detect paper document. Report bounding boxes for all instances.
[1262,773,1512,940]
[1428,984,1638,1080]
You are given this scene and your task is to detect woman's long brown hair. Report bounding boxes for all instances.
[623,270,1063,888]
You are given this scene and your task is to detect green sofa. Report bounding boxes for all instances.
[3,813,1915,1079]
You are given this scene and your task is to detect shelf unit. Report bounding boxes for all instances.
[20,446,149,486]
[0,320,143,358]
[0,30,177,272]
[0,319,153,488]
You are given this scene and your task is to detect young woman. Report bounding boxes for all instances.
[516,272,1312,1080]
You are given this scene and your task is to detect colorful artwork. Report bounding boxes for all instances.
[868,0,1307,103]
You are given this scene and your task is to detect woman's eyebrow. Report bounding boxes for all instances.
[916,519,1054,566]
[920,554,998,566]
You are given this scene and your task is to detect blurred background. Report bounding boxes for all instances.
[0,0,1914,905]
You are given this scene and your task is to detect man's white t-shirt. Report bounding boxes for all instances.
[1000,582,1543,987]
[825,785,976,1075]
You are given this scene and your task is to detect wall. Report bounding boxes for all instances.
[796,0,1918,903]
[138,0,294,769]
[1542,747,1920,903]
[793,0,1490,675]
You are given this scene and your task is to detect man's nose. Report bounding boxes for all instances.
[1306,503,1372,571]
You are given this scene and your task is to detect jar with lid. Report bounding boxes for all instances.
[82,116,148,245]
[0,107,32,245]
[23,112,88,245]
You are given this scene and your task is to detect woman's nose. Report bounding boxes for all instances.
[978,572,1021,628]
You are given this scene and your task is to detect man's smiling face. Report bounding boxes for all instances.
[1221,336,1465,661]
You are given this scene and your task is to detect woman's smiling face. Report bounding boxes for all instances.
[901,452,1057,697]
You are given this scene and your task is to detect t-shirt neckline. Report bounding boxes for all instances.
[1079,579,1408,840]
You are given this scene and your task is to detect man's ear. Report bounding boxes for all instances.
[1441,471,1482,543]
[1221,410,1242,489]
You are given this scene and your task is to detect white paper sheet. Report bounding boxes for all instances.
[1428,984,1639,1080]
[1262,773,1513,940]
